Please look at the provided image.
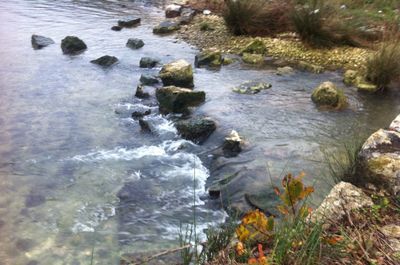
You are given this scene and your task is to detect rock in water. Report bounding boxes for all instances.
[138,119,151,133]
[139,74,159,86]
[195,50,222,68]
[232,81,271,94]
[31,35,54,49]
[175,117,216,144]
[311,81,347,109]
[153,20,180,34]
[126,38,144,49]
[297,61,325,73]
[343,69,358,86]
[242,53,264,65]
[131,109,151,120]
[139,57,160,68]
[165,4,182,18]
[135,84,150,99]
[90,55,118,67]
[156,86,205,113]
[276,66,294,75]
[111,25,122,31]
[118,17,141,28]
[159,59,194,88]
[357,117,400,195]
[223,130,243,157]
[61,36,87,55]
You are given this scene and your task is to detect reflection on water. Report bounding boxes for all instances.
[0,0,399,264]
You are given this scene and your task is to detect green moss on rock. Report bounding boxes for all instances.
[241,39,267,55]
[311,81,347,109]
[242,53,264,64]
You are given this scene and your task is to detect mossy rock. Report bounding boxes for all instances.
[194,50,222,68]
[343,70,358,86]
[175,117,216,144]
[61,36,87,55]
[311,81,347,109]
[242,53,264,65]
[232,81,271,94]
[159,59,194,88]
[241,39,267,55]
[355,76,379,93]
[298,61,324,74]
[153,20,180,34]
[156,86,205,113]
[222,57,235,65]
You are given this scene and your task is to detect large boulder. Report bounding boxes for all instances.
[159,60,194,88]
[139,57,160,68]
[165,4,182,18]
[311,81,347,109]
[156,86,205,113]
[90,55,118,67]
[232,81,271,94]
[357,116,400,195]
[241,39,267,55]
[61,36,87,55]
[118,17,141,28]
[175,117,216,144]
[194,50,222,68]
[31,35,54,49]
[153,20,180,34]
[126,38,144,49]
[310,182,373,224]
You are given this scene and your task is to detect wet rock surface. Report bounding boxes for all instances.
[232,81,271,94]
[311,81,347,108]
[135,84,150,99]
[195,50,222,68]
[126,38,144,49]
[159,59,194,88]
[140,74,159,86]
[31,34,54,49]
[118,17,141,28]
[175,117,216,144]
[156,86,205,113]
[165,4,182,18]
[90,55,118,67]
[139,57,160,68]
[153,20,180,34]
[61,36,87,55]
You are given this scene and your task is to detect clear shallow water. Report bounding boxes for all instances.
[0,0,399,264]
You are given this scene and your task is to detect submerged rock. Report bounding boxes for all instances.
[355,76,379,93]
[159,59,194,88]
[131,109,151,120]
[357,123,400,195]
[242,53,264,65]
[153,20,180,34]
[241,39,267,55]
[135,84,150,99]
[61,36,87,55]
[139,74,159,86]
[156,86,205,113]
[138,119,152,133]
[139,57,160,68]
[31,34,54,49]
[276,66,294,75]
[118,17,141,28]
[310,182,373,224]
[126,38,144,49]
[165,4,182,18]
[195,50,222,68]
[111,25,122,31]
[223,130,243,157]
[175,117,216,144]
[232,81,271,94]
[311,81,347,109]
[90,55,118,67]
[298,61,325,74]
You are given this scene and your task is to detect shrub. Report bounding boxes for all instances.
[291,0,362,47]
[223,0,293,36]
[366,39,400,89]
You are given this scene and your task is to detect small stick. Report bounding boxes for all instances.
[126,244,192,265]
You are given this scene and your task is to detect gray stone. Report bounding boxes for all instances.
[135,84,150,99]
[223,130,243,157]
[126,38,144,49]
[31,35,54,49]
[175,117,216,144]
[232,81,271,94]
[61,36,87,55]
[165,4,182,18]
[139,57,160,68]
[139,74,159,86]
[153,20,180,34]
[179,8,196,25]
[111,25,122,31]
[276,66,294,75]
[156,86,205,113]
[118,17,141,28]
[159,59,194,88]
[90,55,118,67]
[195,50,222,68]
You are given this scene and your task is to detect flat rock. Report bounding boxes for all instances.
[111,25,122,31]
[153,20,180,34]
[179,8,196,25]
[90,55,118,67]
[31,34,54,49]
[232,81,271,94]
[175,117,216,144]
[118,17,141,28]
[126,38,144,49]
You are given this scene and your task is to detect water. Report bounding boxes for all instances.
[0,0,399,264]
